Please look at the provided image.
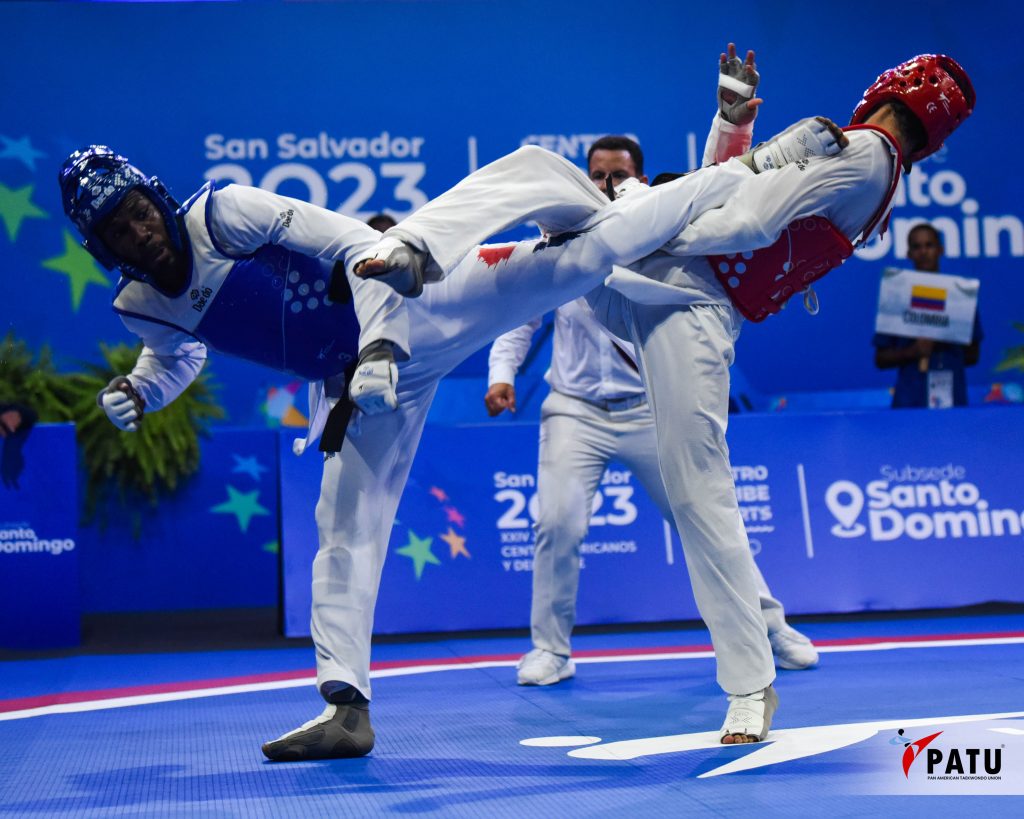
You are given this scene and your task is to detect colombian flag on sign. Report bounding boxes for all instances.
[910,284,947,312]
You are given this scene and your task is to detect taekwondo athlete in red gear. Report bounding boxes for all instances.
[486,47,817,689]
[350,53,975,745]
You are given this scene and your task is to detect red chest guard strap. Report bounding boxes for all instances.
[710,216,853,322]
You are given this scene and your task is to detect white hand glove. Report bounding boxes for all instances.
[718,46,760,126]
[99,377,145,431]
[349,344,399,415]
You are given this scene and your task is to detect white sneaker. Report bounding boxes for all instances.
[516,648,576,686]
[769,624,819,670]
[720,684,779,743]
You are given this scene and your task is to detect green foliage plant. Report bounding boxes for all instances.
[996,322,1024,374]
[0,333,76,422]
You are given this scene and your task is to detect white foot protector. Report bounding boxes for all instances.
[746,117,847,172]
[352,236,425,297]
[720,684,779,743]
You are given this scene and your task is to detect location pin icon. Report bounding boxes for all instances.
[825,480,866,537]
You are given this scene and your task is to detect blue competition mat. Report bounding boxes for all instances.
[2,614,1023,816]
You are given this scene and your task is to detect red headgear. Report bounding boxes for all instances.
[850,54,975,163]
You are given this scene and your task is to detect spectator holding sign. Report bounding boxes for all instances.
[874,223,983,408]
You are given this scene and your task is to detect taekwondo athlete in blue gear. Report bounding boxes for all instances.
[59,146,414,760]
[58,136,776,760]
[58,146,407,441]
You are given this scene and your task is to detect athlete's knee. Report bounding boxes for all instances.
[535,507,589,551]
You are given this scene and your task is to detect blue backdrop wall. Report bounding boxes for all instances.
[2,0,1021,426]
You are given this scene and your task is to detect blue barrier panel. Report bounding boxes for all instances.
[728,407,1024,614]
[0,424,79,649]
[279,425,692,637]
[78,428,280,614]
[281,407,1024,637]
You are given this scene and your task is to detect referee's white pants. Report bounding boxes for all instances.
[531,391,787,660]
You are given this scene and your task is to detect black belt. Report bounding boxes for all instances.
[319,361,358,454]
[318,262,359,453]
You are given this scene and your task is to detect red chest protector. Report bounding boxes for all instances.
[710,218,853,322]
[709,125,902,322]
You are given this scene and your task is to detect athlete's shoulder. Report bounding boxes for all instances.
[181,180,215,213]
[843,127,901,165]
[112,274,143,308]
[206,181,272,210]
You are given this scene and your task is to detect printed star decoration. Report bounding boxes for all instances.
[0,136,46,171]
[0,182,47,242]
[232,454,268,481]
[263,382,308,427]
[210,485,270,533]
[429,486,449,502]
[440,527,471,560]
[396,530,440,580]
[42,231,110,311]
[444,506,466,527]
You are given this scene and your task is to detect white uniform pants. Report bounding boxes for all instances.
[532,390,787,659]
[310,158,749,699]
[585,291,776,695]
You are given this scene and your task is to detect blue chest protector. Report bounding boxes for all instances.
[114,184,362,382]
[196,246,359,381]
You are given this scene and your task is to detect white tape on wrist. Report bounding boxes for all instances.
[718,73,755,98]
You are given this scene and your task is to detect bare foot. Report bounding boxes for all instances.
[721,732,759,745]
[354,258,387,278]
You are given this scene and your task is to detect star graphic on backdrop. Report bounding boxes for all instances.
[210,485,270,533]
[444,506,466,527]
[263,381,308,428]
[262,541,280,554]
[0,183,48,242]
[232,454,268,482]
[440,527,471,560]
[0,136,46,171]
[429,486,449,503]
[396,529,440,580]
[42,231,110,311]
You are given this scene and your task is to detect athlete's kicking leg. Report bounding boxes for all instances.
[354,118,847,295]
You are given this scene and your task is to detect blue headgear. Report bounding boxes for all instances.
[58,145,185,283]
